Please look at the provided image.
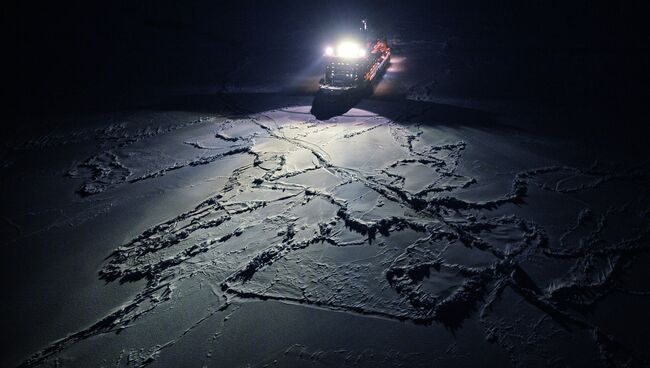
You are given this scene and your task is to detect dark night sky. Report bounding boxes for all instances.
[4,1,649,118]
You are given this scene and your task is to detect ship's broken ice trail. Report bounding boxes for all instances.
[8,103,650,368]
